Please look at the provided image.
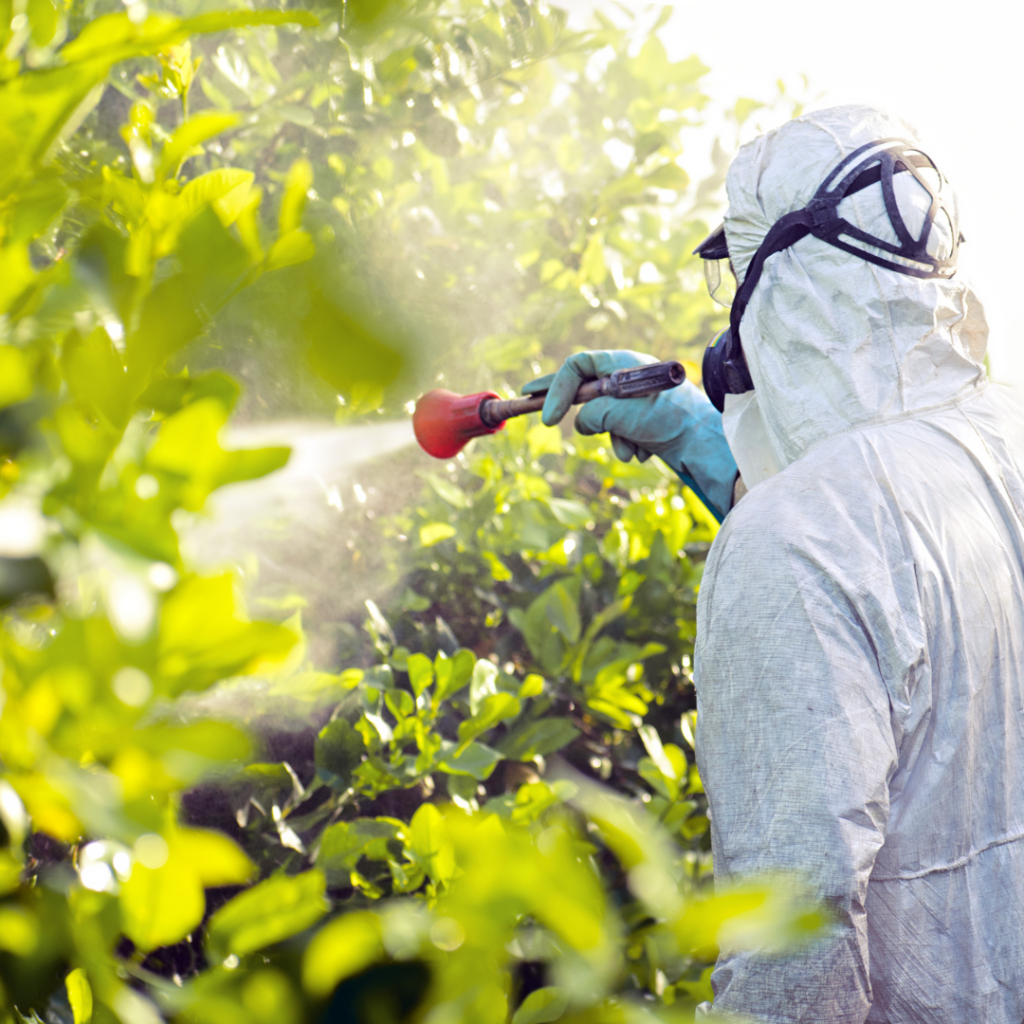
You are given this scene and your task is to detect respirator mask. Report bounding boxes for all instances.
[695,138,962,413]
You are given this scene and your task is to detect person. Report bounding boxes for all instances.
[536,105,1024,1022]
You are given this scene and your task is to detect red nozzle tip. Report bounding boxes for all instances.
[413,389,504,459]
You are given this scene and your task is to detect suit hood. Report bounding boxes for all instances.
[722,105,988,471]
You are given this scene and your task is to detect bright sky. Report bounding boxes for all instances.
[565,0,1024,386]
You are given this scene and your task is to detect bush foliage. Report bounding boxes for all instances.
[0,1,817,1023]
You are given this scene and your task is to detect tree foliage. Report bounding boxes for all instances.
[0,1,815,1023]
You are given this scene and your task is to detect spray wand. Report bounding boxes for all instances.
[413,360,686,458]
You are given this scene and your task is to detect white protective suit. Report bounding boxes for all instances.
[694,105,1024,1023]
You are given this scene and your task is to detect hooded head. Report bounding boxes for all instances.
[722,105,988,477]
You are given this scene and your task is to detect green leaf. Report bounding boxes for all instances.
[734,97,765,125]
[60,10,317,65]
[139,720,250,770]
[469,658,498,715]
[314,719,365,783]
[638,724,678,782]
[302,912,383,997]
[0,851,21,896]
[545,580,580,644]
[158,574,296,692]
[119,826,254,953]
[407,804,454,886]
[27,0,59,47]
[318,819,399,881]
[65,970,92,1024]
[0,245,33,313]
[644,162,690,191]
[279,158,312,236]
[499,718,580,761]
[384,688,414,719]
[266,230,315,271]
[638,756,676,802]
[519,674,545,699]
[579,234,606,285]
[0,906,38,955]
[298,283,406,411]
[510,780,577,826]
[456,692,520,752]
[511,986,569,1024]
[436,739,502,780]
[159,112,240,178]
[406,653,434,696]
[120,850,204,952]
[424,472,471,508]
[174,828,255,887]
[9,174,68,243]
[0,347,32,410]
[419,522,456,547]
[206,870,328,960]
[137,370,240,417]
[433,649,475,703]
[177,168,254,225]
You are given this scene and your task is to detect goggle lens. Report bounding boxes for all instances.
[704,258,736,308]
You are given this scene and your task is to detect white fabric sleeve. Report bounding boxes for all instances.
[694,512,901,1024]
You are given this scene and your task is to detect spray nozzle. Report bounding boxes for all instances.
[412,361,685,459]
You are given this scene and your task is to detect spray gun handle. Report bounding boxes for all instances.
[480,360,686,428]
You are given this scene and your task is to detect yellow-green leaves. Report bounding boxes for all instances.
[579,233,607,286]
[145,397,290,511]
[456,693,519,753]
[277,159,312,236]
[264,230,316,272]
[433,649,475,703]
[120,827,254,951]
[65,969,93,1024]
[302,912,382,997]
[511,987,568,1024]
[158,574,296,692]
[0,9,314,207]
[0,346,33,409]
[408,804,455,887]
[0,244,33,313]
[637,723,688,802]
[301,288,404,413]
[498,717,580,761]
[266,159,315,271]
[60,327,131,431]
[27,0,60,48]
[159,111,239,179]
[314,718,365,783]
[121,851,204,952]
[0,850,22,895]
[59,10,316,66]
[406,653,433,696]
[432,808,616,989]
[419,522,456,547]
[0,904,39,954]
[206,870,328,960]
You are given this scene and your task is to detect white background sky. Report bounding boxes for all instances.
[565,0,1024,386]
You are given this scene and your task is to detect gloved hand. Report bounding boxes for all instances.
[527,350,739,521]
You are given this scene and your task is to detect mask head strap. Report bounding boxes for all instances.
[699,138,961,413]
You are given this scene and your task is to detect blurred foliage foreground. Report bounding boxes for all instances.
[0,0,822,1022]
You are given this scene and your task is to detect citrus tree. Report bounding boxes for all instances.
[0,1,817,1023]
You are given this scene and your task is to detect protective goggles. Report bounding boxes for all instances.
[693,138,962,411]
[693,223,734,307]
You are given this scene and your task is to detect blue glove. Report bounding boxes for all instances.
[530,350,738,521]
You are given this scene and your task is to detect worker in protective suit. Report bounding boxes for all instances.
[537,105,1024,1023]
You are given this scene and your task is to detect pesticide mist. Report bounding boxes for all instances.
[183,418,419,662]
